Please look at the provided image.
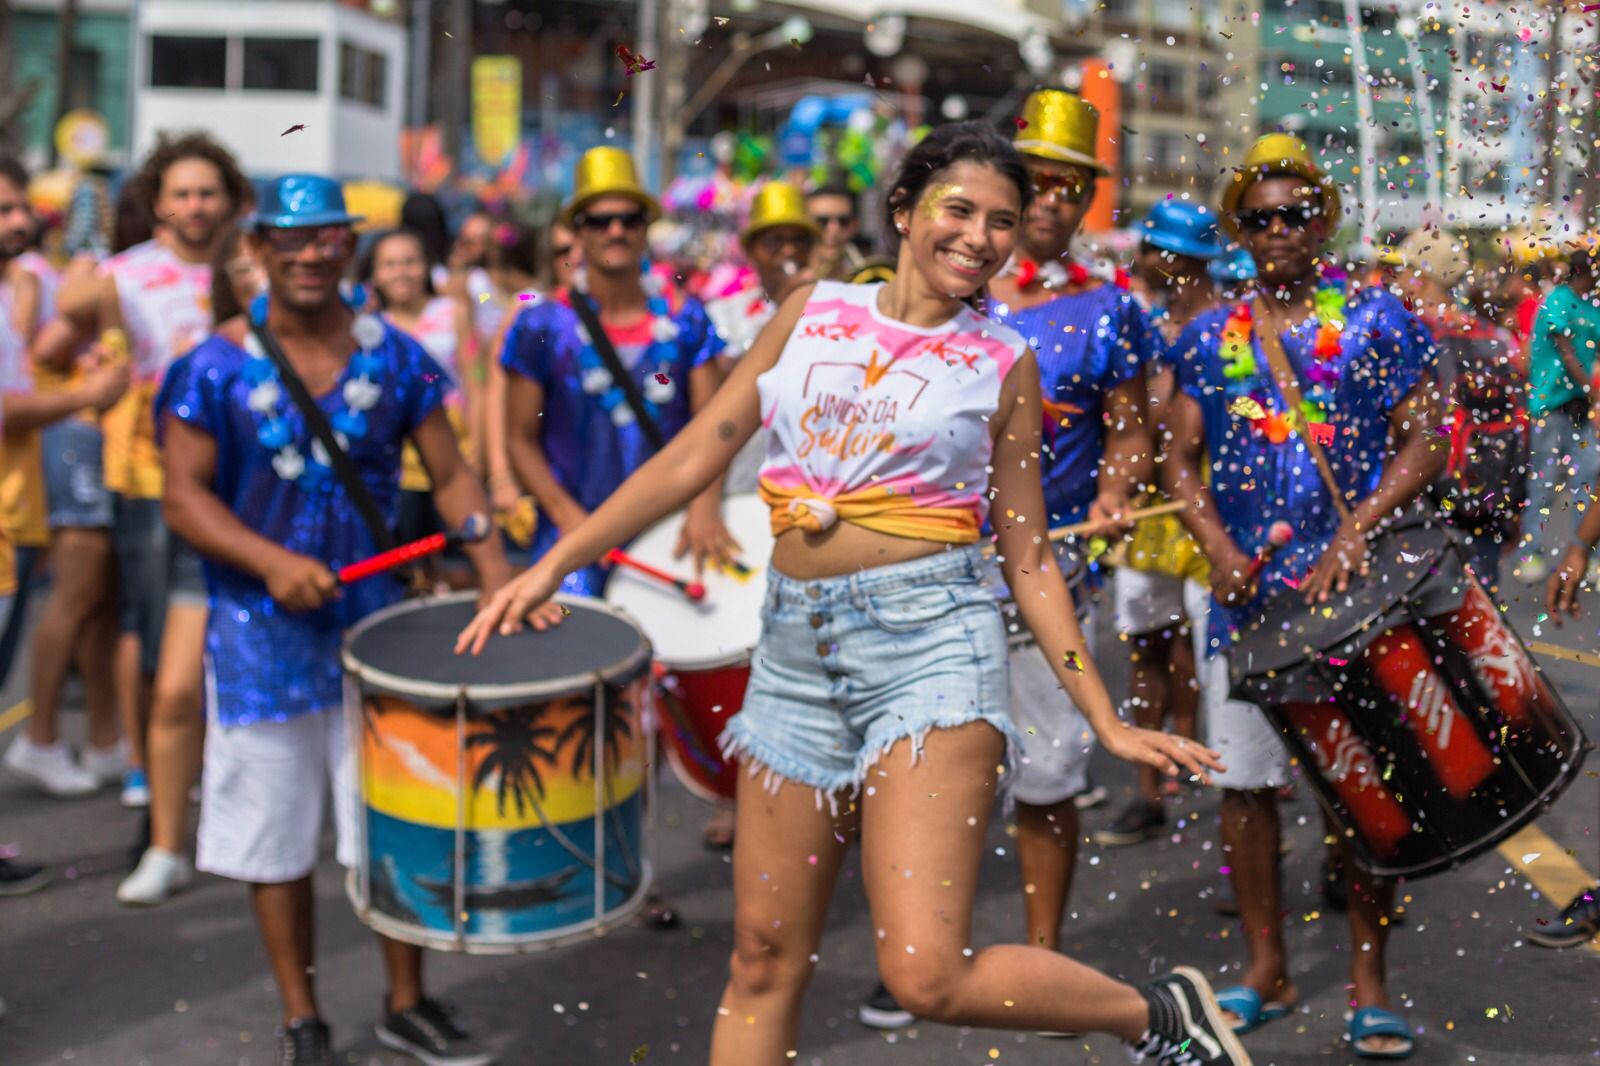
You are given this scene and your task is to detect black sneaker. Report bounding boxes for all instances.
[376,997,495,1066]
[1129,967,1251,1065]
[277,1017,332,1066]
[857,982,913,1030]
[1527,884,1600,949]
[1093,800,1165,847]
[0,856,50,897]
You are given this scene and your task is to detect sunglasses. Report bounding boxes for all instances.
[576,211,647,232]
[812,214,853,228]
[1236,205,1319,232]
[754,230,813,255]
[1032,172,1094,205]
[259,225,354,257]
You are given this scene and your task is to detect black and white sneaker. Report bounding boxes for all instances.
[857,982,914,1030]
[1127,967,1250,1065]
[277,1017,333,1066]
[1527,884,1600,949]
[377,997,495,1066]
[1093,800,1166,847]
[0,856,51,896]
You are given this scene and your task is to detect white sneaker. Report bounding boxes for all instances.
[3,736,99,797]
[80,742,128,786]
[117,848,194,906]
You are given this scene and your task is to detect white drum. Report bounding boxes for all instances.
[605,494,775,800]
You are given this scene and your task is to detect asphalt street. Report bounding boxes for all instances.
[1,576,1596,1066]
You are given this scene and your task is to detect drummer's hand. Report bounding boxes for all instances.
[455,560,566,656]
[1545,543,1590,623]
[1210,546,1258,607]
[676,496,741,573]
[1081,492,1135,538]
[264,551,339,612]
[1099,724,1224,785]
[489,476,522,515]
[1303,520,1369,604]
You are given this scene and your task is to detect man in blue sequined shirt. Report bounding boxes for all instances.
[159,175,510,1066]
[1165,135,1443,1058]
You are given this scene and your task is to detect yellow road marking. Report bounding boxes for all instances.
[1497,823,1600,951]
[1528,640,1600,670]
[0,699,32,735]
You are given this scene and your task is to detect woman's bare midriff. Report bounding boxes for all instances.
[768,523,951,581]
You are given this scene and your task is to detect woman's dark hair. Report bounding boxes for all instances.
[491,220,540,279]
[209,225,251,325]
[111,180,154,254]
[882,121,1032,248]
[356,228,439,309]
[399,193,451,268]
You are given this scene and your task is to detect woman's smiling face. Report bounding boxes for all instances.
[893,160,1024,299]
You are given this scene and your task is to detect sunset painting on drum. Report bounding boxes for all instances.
[356,681,647,943]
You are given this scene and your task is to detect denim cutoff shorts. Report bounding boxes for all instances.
[721,545,1018,798]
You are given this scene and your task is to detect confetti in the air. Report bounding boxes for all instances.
[616,44,657,75]
[1062,650,1084,672]
[281,124,306,136]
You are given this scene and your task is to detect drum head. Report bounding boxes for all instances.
[343,592,650,710]
[1231,518,1461,686]
[605,494,775,670]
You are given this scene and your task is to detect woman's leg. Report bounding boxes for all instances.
[26,528,114,746]
[860,721,1149,1038]
[708,767,856,1066]
[146,603,208,854]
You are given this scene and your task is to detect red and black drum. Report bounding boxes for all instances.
[1231,515,1589,879]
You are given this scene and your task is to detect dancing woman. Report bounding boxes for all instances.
[459,122,1248,1066]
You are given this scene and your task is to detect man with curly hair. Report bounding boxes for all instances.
[27,132,247,832]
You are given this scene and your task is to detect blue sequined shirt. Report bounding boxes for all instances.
[1171,286,1436,652]
[993,285,1159,523]
[156,322,447,725]
[500,293,722,595]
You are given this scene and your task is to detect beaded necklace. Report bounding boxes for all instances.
[242,309,386,483]
[571,267,680,426]
[1220,276,1348,445]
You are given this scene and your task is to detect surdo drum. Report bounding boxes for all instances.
[1232,515,1589,879]
[341,593,653,953]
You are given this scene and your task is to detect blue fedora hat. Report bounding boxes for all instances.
[1139,200,1221,260]
[1209,245,1257,283]
[251,174,364,229]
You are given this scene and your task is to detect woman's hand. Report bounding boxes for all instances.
[1302,520,1369,604]
[1545,543,1591,623]
[455,559,567,655]
[675,496,740,573]
[1099,723,1224,785]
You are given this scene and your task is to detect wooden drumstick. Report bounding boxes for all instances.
[605,548,707,602]
[1046,499,1188,542]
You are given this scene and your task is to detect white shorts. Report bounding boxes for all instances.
[1114,569,1209,639]
[1006,640,1095,807]
[1202,652,1292,791]
[196,704,359,883]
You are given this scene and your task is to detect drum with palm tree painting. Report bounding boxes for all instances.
[341,592,653,953]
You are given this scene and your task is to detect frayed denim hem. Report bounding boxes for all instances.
[719,711,1022,817]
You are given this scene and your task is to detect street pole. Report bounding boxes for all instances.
[49,0,80,167]
[1343,0,1379,253]
[440,0,469,169]
[1399,19,1442,223]
[632,0,659,189]
[410,0,432,179]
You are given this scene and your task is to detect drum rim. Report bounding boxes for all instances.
[342,591,652,702]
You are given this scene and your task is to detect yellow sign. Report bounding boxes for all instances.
[54,110,109,170]
[471,56,521,168]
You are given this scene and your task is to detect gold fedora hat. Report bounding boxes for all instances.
[1219,133,1345,237]
[1013,91,1112,175]
[1379,227,1470,287]
[741,181,820,252]
[560,147,661,227]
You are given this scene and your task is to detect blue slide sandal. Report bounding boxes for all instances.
[1346,1006,1416,1059]
[1214,986,1291,1034]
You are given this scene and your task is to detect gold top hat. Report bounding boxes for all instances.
[741,182,820,252]
[1379,228,1470,287]
[1013,91,1111,175]
[560,147,661,227]
[1220,133,1345,237]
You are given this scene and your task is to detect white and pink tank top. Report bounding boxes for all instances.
[756,281,1024,544]
[406,295,461,386]
[103,239,212,381]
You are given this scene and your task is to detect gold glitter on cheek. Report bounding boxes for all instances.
[921,184,963,220]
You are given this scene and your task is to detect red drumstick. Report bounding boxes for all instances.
[338,514,491,585]
[1246,521,1295,582]
[605,548,707,602]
